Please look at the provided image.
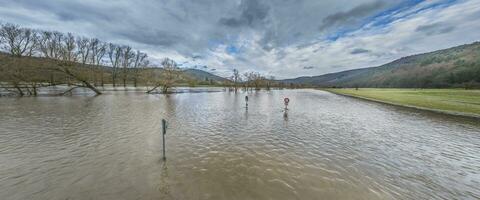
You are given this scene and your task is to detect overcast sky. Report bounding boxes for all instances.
[1,0,479,78]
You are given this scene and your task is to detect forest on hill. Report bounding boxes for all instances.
[282,42,480,89]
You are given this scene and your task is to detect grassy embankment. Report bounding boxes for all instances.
[324,88,480,118]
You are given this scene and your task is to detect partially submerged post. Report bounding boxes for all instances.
[245,95,249,108]
[284,97,290,110]
[162,119,167,161]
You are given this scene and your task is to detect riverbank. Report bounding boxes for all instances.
[323,88,480,119]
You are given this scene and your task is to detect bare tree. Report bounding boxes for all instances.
[121,46,134,87]
[250,72,265,90]
[89,38,106,86]
[132,50,147,87]
[242,71,265,90]
[0,24,40,95]
[232,68,241,92]
[76,37,91,66]
[107,43,122,87]
[0,23,38,57]
[39,35,103,95]
[38,31,64,59]
[61,33,77,62]
[36,31,66,86]
[94,41,107,86]
[147,58,179,94]
[243,72,251,91]
[53,61,102,95]
[266,76,275,90]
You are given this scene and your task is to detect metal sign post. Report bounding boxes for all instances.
[162,119,167,161]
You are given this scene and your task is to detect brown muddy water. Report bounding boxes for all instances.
[0,89,479,200]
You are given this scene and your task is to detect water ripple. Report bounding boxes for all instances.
[0,90,479,199]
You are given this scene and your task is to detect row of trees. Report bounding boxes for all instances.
[228,69,284,91]
[0,22,152,95]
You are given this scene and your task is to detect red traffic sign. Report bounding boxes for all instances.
[284,97,290,105]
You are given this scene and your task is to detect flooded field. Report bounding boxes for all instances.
[0,89,479,199]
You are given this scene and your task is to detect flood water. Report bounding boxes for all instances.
[1,89,479,200]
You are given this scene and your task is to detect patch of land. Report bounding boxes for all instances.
[324,88,480,118]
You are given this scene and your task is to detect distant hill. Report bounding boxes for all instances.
[282,42,480,88]
[183,69,228,82]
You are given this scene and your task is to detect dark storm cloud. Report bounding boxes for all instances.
[192,55,203,60]
[319,0,387,31]
[8,0,118,23]
[258,29,277,51]
[303,66,315,70]
[119,30,182,47]
[350,48,370,54]
[219,0,270,27]
[415,22,456,36]
[299,58,309,62]
[330,65,345,69]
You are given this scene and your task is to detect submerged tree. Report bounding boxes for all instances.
[147,58,180,94]
[250,72,265,90]
[107,43,122,87]
[121,45,134,87]
[53,61,102,95]
[89,38,106,86]
[132,50,147,87]
[231,68,241,92]
[266,76,275,90]
[241,71,265,91]
[0,24,41,95]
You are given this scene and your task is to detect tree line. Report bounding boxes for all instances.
[226,69,302,91]
[0,22,161,96]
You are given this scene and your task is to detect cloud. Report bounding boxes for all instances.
[219,0,269,28]
[319,0,387,31]
[119,30,182,47]
[192,55,202,60]
[0,0,479,79]
[303,66,315,70]
[350,48,370,54]
[415,22,455,36]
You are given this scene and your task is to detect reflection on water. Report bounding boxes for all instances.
[159,162,172,199]
[0,89,479,200]
[283,109,289,121]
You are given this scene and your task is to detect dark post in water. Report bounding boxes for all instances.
[284,97,290,110]
[162,119,167,161]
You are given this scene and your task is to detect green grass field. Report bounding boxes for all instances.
[324,88,480,117]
